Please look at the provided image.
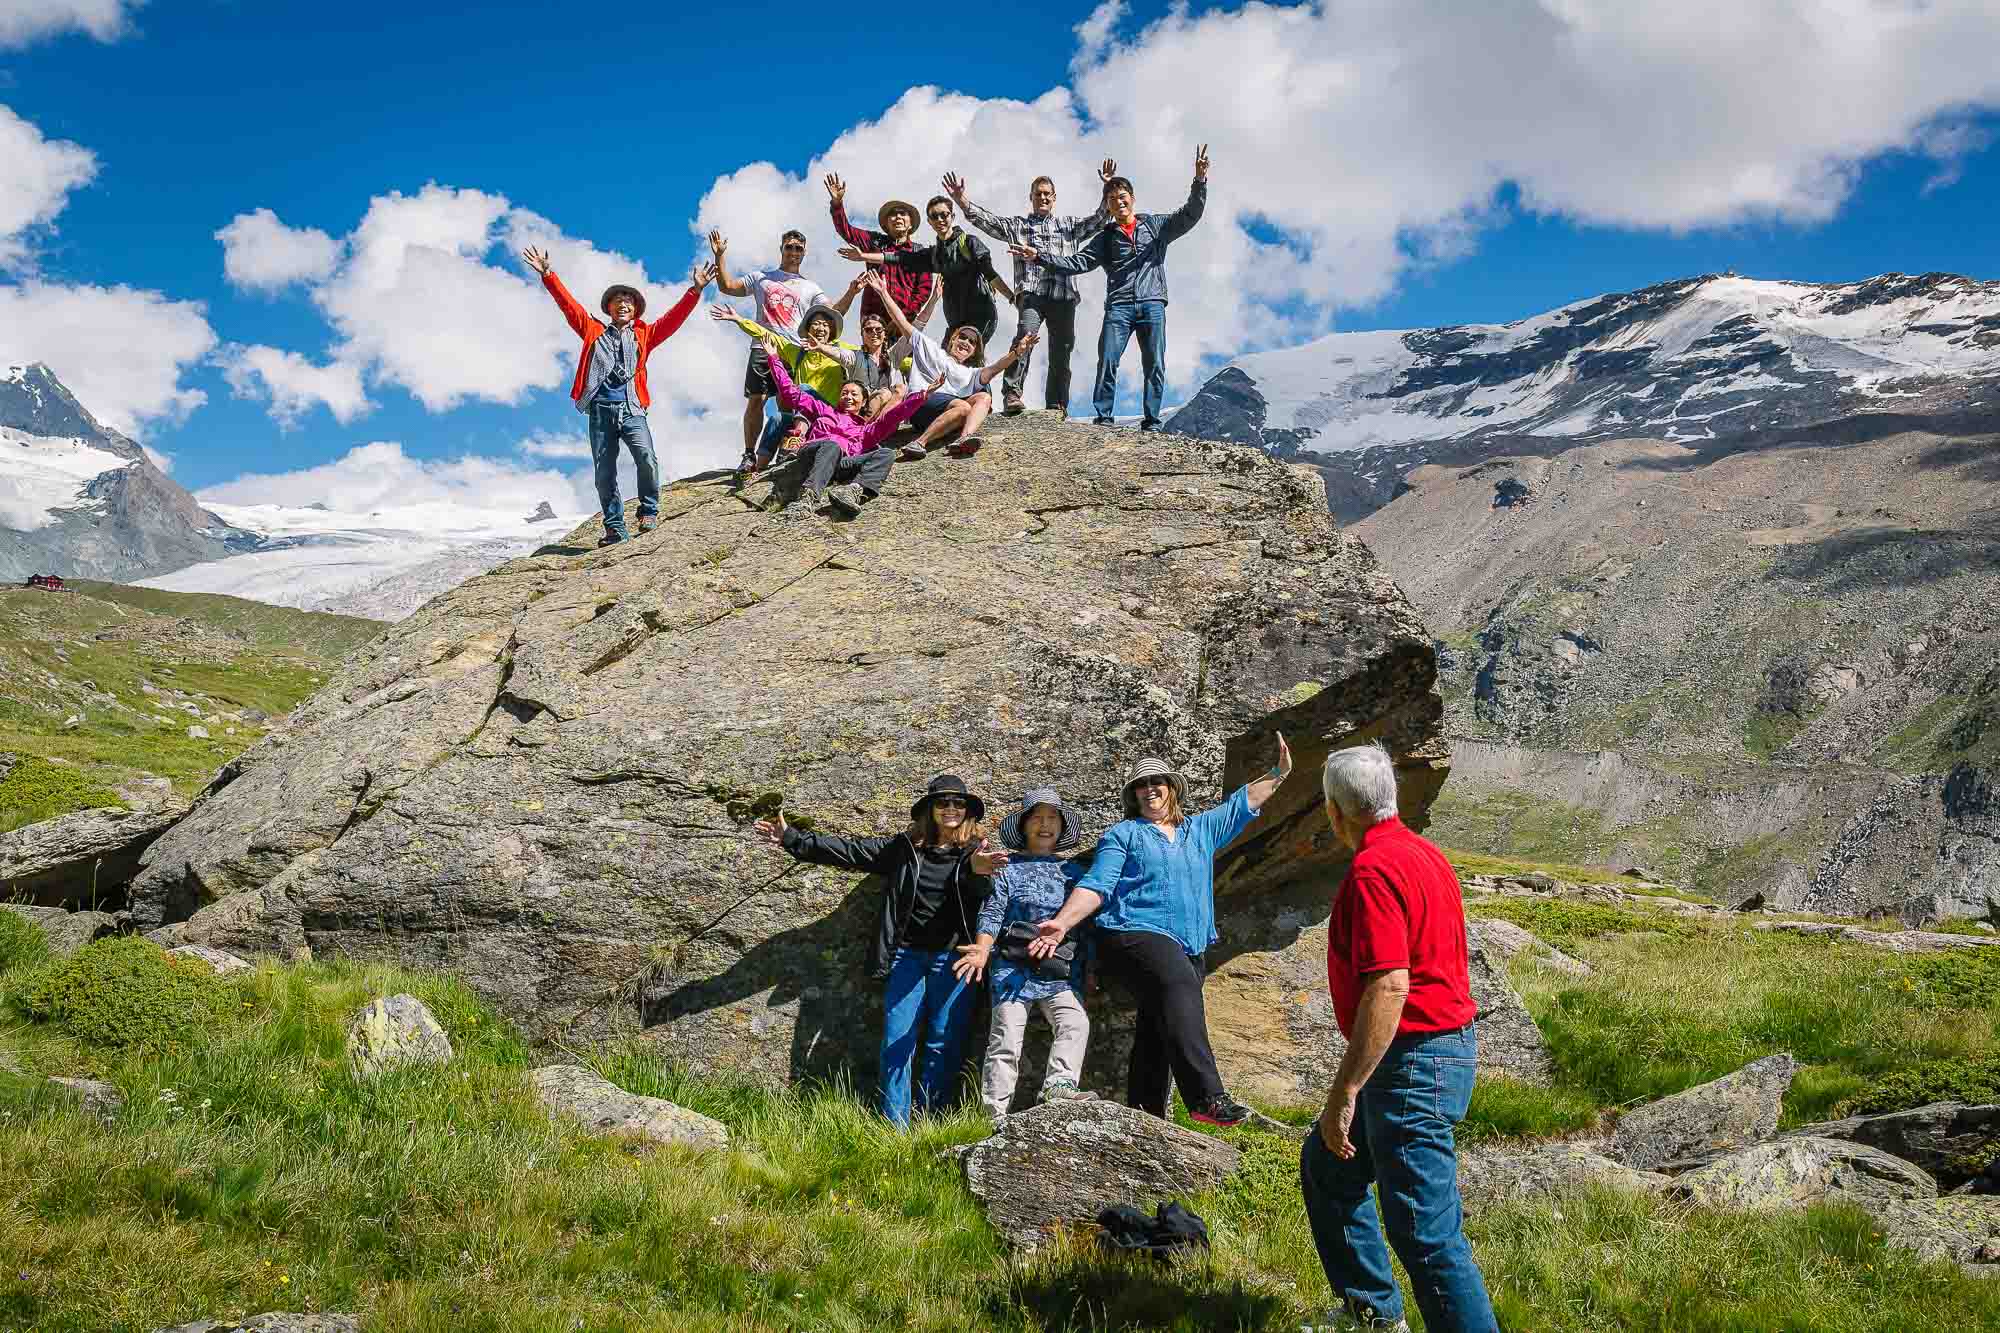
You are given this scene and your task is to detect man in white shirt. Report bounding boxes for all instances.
[710,228,855,469]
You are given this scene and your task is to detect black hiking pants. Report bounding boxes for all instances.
[803,440,892,496]
[1096,928,1225,1117]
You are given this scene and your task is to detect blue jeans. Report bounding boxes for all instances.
[587,399,659,538]
[1299,1026,1497,1332]
[879,946,976,1127]
[1092,299,1167,430]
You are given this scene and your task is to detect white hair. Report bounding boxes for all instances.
[1322,742,1400,823]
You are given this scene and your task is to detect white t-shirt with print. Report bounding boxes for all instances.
[909,329,985,398]
[743,269,828,341]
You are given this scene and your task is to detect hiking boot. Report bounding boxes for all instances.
[1190,1094,1251,1128]
[945,435,982,458]
[826,483,866,516]
[636,514,659,534]
[1039,1079,1095,1104]
[1002,393,1024,416]
[808,489,836,517]
[1311,1305,1410,1332]
[734,449,757,477]
[597,532,625,548]
[898,442,929,462]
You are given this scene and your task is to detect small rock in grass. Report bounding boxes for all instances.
[152,1315,361,1333]
[48,1076,124,1120]
[167,944,254,976]
[185,725,209,740]
[344,994,452,1077]
[529,1063,728,1151]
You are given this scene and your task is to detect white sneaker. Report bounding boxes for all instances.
[898,442,929,461]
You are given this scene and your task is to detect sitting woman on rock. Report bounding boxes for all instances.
[755,775,1003,1127]
[1029,735,1293,1127]
[951,787,1096,1123]
[860,272,1037,461]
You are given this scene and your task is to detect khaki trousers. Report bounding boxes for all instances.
[981,989,1090,1118]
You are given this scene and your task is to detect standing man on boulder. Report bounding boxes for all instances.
[1300,743,1497,1333]
[1012,147,1208,433]
[825,174,934,332]
[945,159,1116,416]
[522,247,713,546]
[710,228,841,473]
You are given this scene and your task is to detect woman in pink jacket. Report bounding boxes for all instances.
[761,335,943,517]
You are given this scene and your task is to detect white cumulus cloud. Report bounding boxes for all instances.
[215,207,342,294]
[0,103,96,268]
[198,439,598,517]
[516,430,591,461]
[0,279,214,433]
[217,343,371,427]
[0,0,142,49]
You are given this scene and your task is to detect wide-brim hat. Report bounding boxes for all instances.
[600,284,646,318]
[878,199,919,232]
[911,773,985,822]
[800,302,844,342]
[999,787,1082,852]
[1121,757,1187,819]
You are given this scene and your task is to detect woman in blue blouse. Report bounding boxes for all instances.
[1031,734,1292,1126]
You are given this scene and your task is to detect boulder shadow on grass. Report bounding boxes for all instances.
[992,1245,1286,1333]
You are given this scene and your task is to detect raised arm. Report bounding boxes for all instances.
[863,272,915,340]
[944,173,1018,246]
[708,230,749,298]
[824,173,873,249]
[642,262,715,355]
[523,249,595,339]
[828,272,864,318]
[755,810,896,871]
[1157,146,1210,244]
[978,331,1040,386]
[1245,730,1292,812]
[758,337,815,415]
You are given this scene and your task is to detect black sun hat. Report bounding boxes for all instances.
[600,284,646,318]
[911,773,986,822]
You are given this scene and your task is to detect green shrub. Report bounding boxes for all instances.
[1907,948,2000,1010]
[1836,1055,2000,1117]
[0,908,48,974]
[14,936,233,1052]
[0,756,123,833]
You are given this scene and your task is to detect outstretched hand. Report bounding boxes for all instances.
[690,260,717,290]
[824,173,846,206]
[941,171,968,204]
[707,229,727,258]
[837,244,872,264]
[951,942,989,984]
[707,302,741,323]
[1012,330,1041,356]
[1194,143,1210,181]
[521,246,552,276]
[969,838,1011,876]
[1099,157,1118,183]
[1272,729,1293,781]
[1008,243,1042,264]
[753,811,788,846]
[1025,919,1067,960]
[758,334,784,360]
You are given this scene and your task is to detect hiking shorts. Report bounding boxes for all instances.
[743,344,775,399]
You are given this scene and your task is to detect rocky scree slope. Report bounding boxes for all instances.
[1167,271,2000,520]
[1350,414,2000,923]
[0,364,255,583]
[129,415,1448,1096]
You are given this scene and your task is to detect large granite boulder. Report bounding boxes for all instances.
[1786,1102,2000,1189]
[528,1063,728,1150]
[961,1099,1240,1250]
[126,419,1448,1094]
[0,784,186,907]
[1672,1136,1936,1210]
[1610,1053,1796,1171]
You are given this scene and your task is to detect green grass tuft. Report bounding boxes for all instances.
[13,936,235,1053]
[0,909,49,975]
[0,755,124,832]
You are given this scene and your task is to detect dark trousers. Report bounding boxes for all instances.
[1007,294,1078,410]
[1092,299,1167,429]
[803,440,892,496]
[586,400,658,537]
[1097,928,1225,1116]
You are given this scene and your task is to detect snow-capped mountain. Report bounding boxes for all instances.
[136,498,578,621]
[0,364,256,582]
[1165,272,2000,518]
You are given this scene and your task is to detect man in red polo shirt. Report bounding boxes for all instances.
[1300,743,1497,1333]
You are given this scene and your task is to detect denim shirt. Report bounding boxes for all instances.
[1074,785,1259,954]
[976,855,1088,1003]
[585,322,639,408]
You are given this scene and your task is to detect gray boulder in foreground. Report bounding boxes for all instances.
[1468,916,1592,977]
[1610,1053,1797,1171]
[1456,1142,1667,1215]
[528,1063,728,1150]
[1863,1197,2000,1277]
[1786,1102,2000,1189]
[962,1099,1240,1251]
[1673,1136,1936,1209]
[345,994,452,1077]
[154,1316,360,1333]
[0,801,185,908]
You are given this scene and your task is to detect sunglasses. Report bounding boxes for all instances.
[782,242,807,252]
[928,210,952,221]
[1135,777,1171,790]
[932,795,968,808]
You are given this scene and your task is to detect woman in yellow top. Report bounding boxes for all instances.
[710,300,857,406]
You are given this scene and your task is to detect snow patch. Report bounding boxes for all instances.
[0,425,136,530]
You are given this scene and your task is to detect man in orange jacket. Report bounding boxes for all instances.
[523,246,714,545]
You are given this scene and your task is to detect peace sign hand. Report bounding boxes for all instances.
[1194,144,1210,181]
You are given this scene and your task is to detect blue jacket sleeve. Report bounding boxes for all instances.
[1156,179,1207,245]
[1073,824,1131,899]
[1188,786,1259,856]
[975,867,1011,938]
[1037,229,1107,276]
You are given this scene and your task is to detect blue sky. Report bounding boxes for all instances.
[4,0,2000,504]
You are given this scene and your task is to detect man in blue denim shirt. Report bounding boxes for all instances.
[1300,743,1497,1333]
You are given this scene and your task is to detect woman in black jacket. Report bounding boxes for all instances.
[755,774,1002,1126]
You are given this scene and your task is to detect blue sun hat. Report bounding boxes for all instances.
[999,787,1082,852]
